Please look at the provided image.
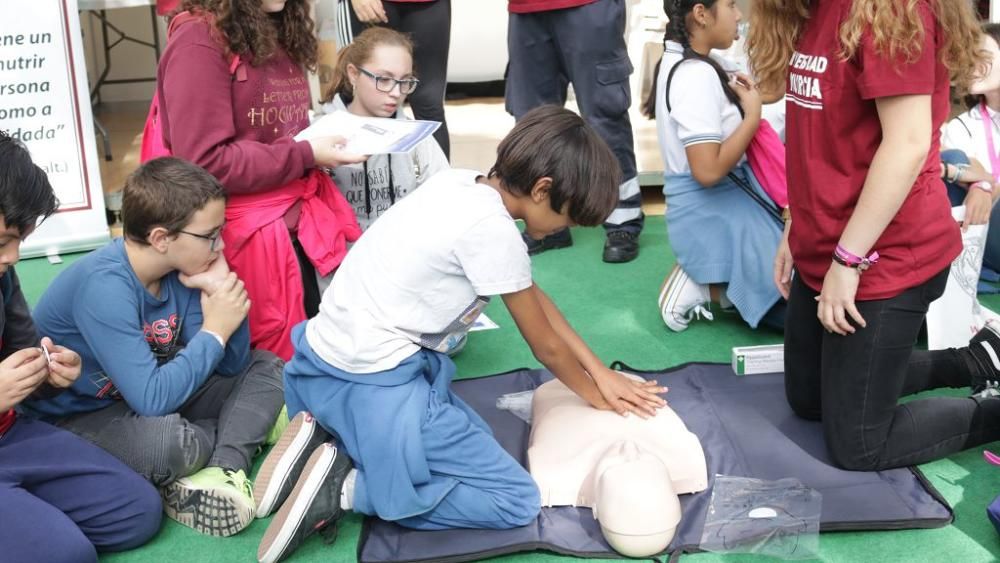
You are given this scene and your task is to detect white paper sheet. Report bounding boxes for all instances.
[294,111,440,154]
[469,313,499,332]
[927,206,997,350]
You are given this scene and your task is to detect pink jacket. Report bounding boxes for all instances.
[222,170,361,360]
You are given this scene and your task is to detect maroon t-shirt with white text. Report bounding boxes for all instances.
[508,0,596,14]
[785,0,960,300]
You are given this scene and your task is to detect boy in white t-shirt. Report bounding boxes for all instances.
[252,105,669,563]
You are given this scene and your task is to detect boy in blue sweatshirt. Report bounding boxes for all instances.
[0,131,162,561]
[23,157,285,538]
[253,106,668,563]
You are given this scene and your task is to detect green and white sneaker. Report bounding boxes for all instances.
[265,405,290,447]
[161,467,256,537]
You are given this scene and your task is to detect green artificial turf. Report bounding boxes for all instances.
[13,222,1000,563]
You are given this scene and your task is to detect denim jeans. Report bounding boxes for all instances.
[784,269,1000,470]
[941,148,1000,272]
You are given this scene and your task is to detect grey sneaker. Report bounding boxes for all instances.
[254,411,332,518]
[257,443,354,563]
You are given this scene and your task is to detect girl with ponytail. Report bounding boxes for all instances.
[647,0,785,333]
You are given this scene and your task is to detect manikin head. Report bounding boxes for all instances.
[591,440,682,557]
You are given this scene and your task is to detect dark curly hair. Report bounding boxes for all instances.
[177,0,317,70]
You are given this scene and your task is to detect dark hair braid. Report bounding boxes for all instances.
[642,0,743,118]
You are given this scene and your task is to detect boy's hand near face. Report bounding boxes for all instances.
[0,347,49,411]
[179,254,231,296]
[39,336,82,389]
[200,272,251,345]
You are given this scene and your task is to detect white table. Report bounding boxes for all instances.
[78,0,160,160]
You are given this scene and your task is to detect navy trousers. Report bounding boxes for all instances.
[506,0,643,234]
[0,417,161,563]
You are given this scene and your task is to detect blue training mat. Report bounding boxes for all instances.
[357,363,953,562]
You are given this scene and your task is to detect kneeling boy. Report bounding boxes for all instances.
[23,158,285,537]
[254,106,667,562]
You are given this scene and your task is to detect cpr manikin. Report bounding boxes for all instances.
[527,375,708,557]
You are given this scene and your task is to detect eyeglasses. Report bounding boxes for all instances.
[177,229,222,251]
[357,67,420,95]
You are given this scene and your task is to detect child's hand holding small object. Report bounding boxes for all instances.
[39,336,82,389]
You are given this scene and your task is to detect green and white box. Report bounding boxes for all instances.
[732,344,784,376]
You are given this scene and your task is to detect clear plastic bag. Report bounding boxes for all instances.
[700,475,821,560]
[495,390,535,424]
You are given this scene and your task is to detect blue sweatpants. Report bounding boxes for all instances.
[284,324,540,530]
[941,148,1000,273]
[0,417,162,563]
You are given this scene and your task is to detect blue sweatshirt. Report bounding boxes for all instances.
[23,239,250,419]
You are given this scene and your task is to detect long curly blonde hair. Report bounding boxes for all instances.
[747,0,985,98]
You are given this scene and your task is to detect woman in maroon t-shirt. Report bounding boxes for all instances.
[158,0,367,360]
[747,0,1000,471]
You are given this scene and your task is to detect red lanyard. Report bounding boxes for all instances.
[978,101,1000,181]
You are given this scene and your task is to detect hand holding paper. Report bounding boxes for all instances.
[296,111,441,155]
[308,135,368,168]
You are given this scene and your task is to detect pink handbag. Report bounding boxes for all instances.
[140,12,242,163]
[745,120,788,209]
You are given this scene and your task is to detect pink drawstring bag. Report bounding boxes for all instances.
[746,120,788,209]
[140,11,243,163]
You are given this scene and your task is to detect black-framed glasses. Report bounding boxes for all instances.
[177,229,222,251]
[358,67,420,95]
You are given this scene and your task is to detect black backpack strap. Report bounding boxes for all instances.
[727,170,784,227]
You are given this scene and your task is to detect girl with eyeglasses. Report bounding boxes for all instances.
[318,27,449,235]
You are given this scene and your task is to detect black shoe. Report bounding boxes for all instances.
[968,322,1000,396]
[253,411,332,518]
[603,231,639,263]
[257,443,354,563]
[522,228,573,256]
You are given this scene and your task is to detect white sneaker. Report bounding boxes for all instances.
[658,265,712,332]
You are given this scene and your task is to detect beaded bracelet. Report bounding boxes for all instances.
[833,244,879,272]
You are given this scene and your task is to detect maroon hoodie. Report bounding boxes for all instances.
[156,19,315,194]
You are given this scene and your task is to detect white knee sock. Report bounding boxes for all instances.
[340,468,357,510]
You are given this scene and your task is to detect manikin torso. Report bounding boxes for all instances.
[527,375,708,557]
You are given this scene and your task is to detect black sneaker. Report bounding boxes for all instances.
[257,443,353,563]
[522,228,573,256]
[968,322,1000,396]
[254,411,332,518]
[603,230,639,263]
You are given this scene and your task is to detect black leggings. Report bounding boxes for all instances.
[348,0,451,158]
[784,269,1000,471]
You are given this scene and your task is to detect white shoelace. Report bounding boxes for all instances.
[977,380,1000,399]
[686,305,714,323]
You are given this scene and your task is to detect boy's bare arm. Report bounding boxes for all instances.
[502,285,666,417]
[502,285,606,408]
